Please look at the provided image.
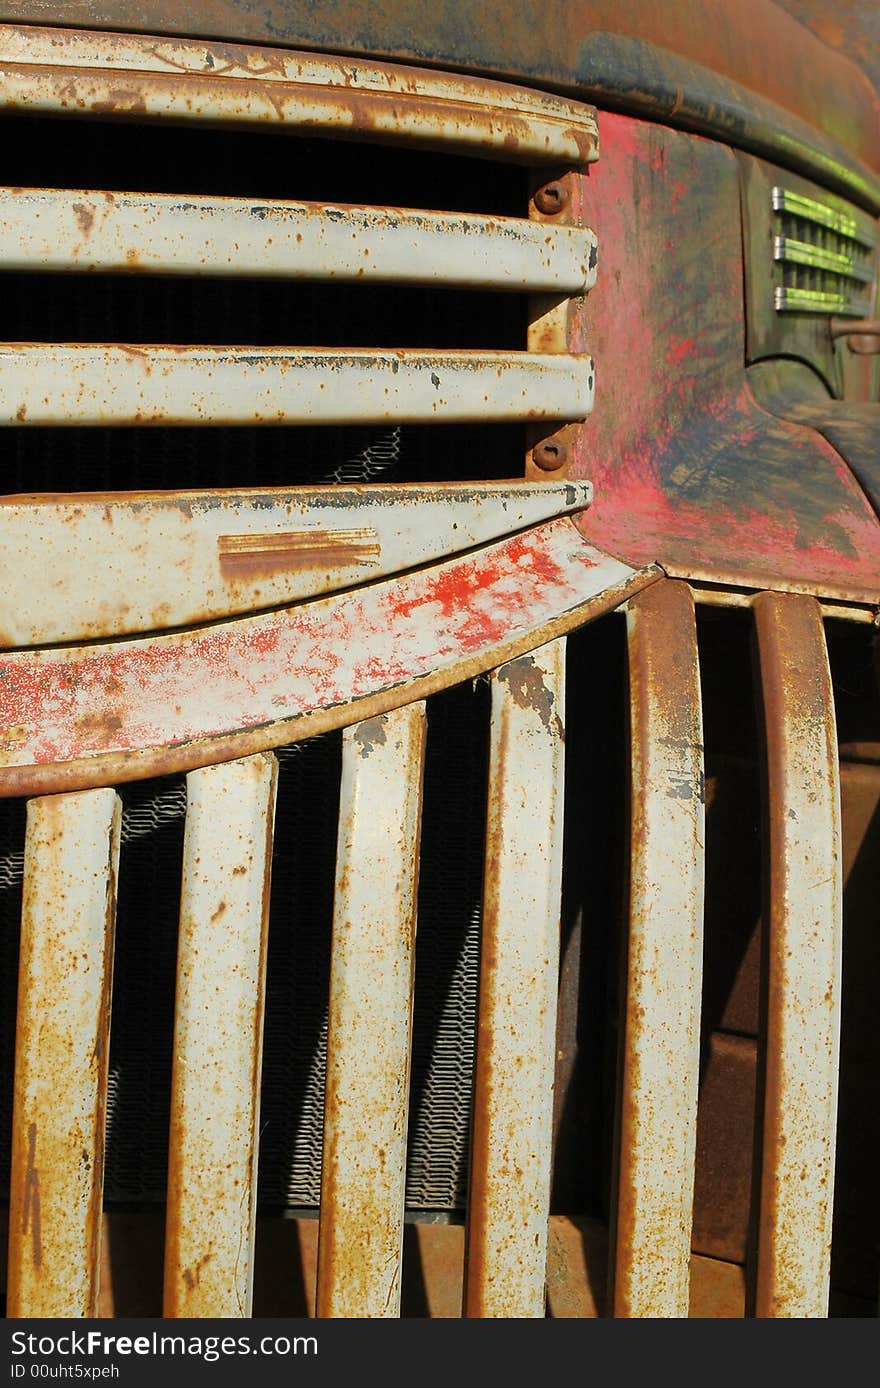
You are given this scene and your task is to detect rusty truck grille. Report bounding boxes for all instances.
[1,588,878,1317]
[1,23,878,1321]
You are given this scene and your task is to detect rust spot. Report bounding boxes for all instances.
[496,655,557,730]
[72,202,95,236]
[210,900,227,922]
[22,1122,42,1269]
[76,710,124,739]
[218,528,380,576]
[15,403,26,422]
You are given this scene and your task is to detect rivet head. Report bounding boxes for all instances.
[533,181,569,215]
[532,439,569,471]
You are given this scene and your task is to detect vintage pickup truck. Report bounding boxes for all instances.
[0,1,877,1319]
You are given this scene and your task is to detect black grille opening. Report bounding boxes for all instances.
[1,114,526,215]
[1,113,530,495]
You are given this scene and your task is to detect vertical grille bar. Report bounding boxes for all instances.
[163,752,278,1318]
[316,704,426,1318]
[752,592,842,1318]
[464,638,566,1317]
[7,788,121,1316]
[612,580,705,1318]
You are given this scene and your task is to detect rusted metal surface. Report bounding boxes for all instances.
[0,346,594,428]
[0,482,593,646]
[830,759,880,1302]
[464,638,566,1318]
[163,752,278,1317]
[691,1031,758,1266]
[611,580,705,1319]
[90,1209,757,1317]
[0,187,597,292]
[571,114,880,603]
[0,5,876,207]
[0,518,660,795]
[524,169,581,484]
[752,591,842,1318]
[316,704,426,1318]
[0,23,598,166]
[6,787,121,1317]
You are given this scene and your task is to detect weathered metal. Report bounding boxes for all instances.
[691,1031,758,1266]
[6,788,121,1317]
[465,639,566,1317]
[739,155,878,399]
[766,403,880,520]
[0,519,660,795]
[0,482,593,645]
[89,1208,757,1317]
[0,346,594,428]
[752,591,842,1318]
[0,187,597,292]
[316,704,425,1318]
[0,5,875,207]
[525,168,581,484]
[163,752,278,1317]
[571,114,880,604]
[611,580,705,1318]
[0,22,599,166]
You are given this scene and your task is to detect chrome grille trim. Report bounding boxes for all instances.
[771,184,876,317]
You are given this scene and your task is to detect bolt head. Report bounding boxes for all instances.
[532,439,568,472]
[533,182,569,215]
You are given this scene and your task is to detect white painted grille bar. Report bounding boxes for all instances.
[612,581,705,1318]
[0,187,597,294]
[316,705,426,1318]
[464,638,566,1317]
[1,347,593,428]
[0,25,598,167]
[163,753,278,1318]
[752,592,842,1318]
[0,482,593,646]
[6,788,121,1317]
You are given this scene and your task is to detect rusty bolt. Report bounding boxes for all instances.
[532,439,569,472]
[533,182,569,215]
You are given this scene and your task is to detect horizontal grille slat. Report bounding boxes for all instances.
[771,183,876,318]
[1,346,594,428]
[0,481,593,647]
[0,187,597,293]
[0,24,598,167]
